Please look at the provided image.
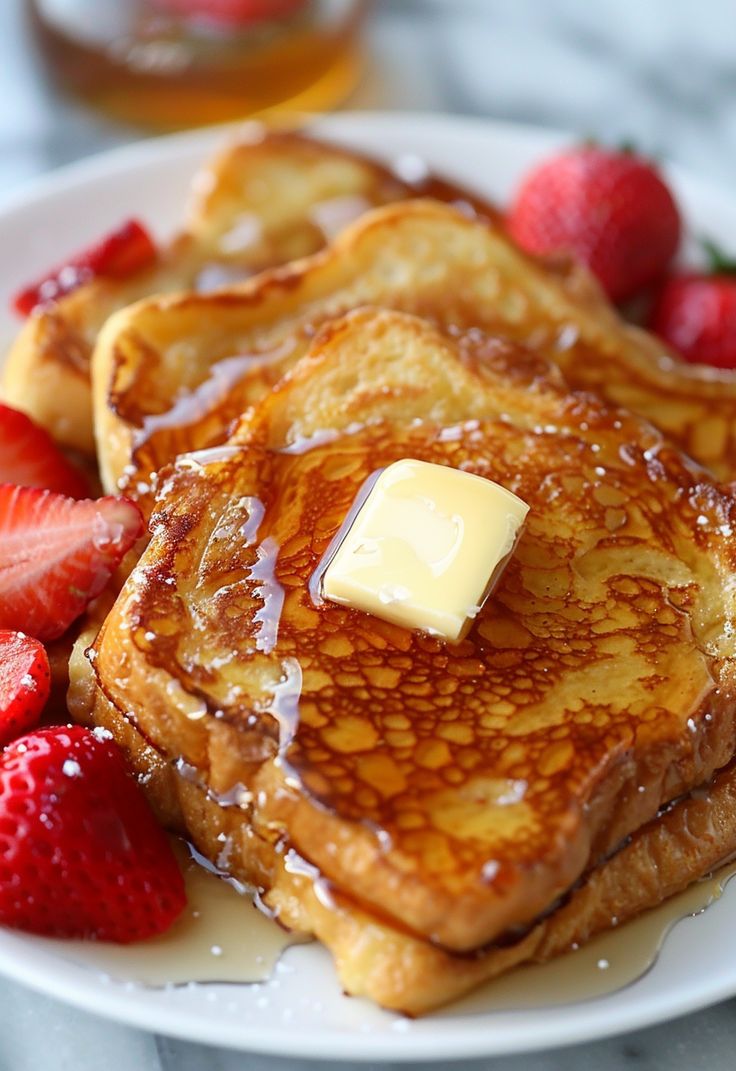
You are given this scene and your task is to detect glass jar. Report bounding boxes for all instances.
[28,0,369,129]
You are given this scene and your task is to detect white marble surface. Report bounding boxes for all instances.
[1,0,736,1067]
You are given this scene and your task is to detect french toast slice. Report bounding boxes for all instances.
[92,202,736,516]
[3,131,496,454]
[89,308,736,955]
[68,649,736,1015]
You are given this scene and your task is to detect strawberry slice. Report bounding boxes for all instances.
[0,725,186,941]
[0,486,143,641]
[0,631,50,747]
[0,404,88,497]
[12,219,157,317]
[152,0,307,24]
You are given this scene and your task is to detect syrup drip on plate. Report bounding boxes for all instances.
[47,844,736,1005]
[448,859,736,1015]
[52,841,302,987]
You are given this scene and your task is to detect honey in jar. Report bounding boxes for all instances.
[28,0,368,130]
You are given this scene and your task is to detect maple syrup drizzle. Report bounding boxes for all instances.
[249,537,284,655]
[175,444,242,472]
[126,340,297,484]
[283,848,336,911]
[131,354,251,460]
[262,657,303,752]
[239,495,266,546]
[225,494,284,656]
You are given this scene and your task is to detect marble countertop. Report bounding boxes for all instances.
[1,0,735,1067]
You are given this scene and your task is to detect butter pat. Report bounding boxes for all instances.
[321,459,529,642]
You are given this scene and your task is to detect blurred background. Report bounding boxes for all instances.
[1,0,734,198]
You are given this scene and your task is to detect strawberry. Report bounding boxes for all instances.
[152,0,306,25]
[0,486,143,641]
[0,631,50,746]
[0,725,186,941]
[648,245,736,369]
[0,404,88,498]
[508,146,681,302]
[12,219,157,317]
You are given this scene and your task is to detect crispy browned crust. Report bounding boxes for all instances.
[2,130,498,453]
[90,309,736,956]
[93,200,736,520]
[74,631,736,1016]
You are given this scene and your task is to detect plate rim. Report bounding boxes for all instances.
[3,905,736,1061]
[2,108,733,220]
[1,109,736,1060]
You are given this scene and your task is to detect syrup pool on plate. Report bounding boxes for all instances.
[47,839,736,1005]
[52,840,302,986]
[448,859,736,1015]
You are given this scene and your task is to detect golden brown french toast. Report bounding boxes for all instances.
[68,650,736,1015]
[93,201,736,517]
[88,308,736,960]
[4,131,497,454]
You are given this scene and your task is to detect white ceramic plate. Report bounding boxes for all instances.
[1,112,736,1061]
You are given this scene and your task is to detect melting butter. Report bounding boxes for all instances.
[54,841,302,986]
[321,458,529,642]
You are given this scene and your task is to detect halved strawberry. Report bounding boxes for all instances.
[0,631,50,746]
[12,219,157,317]
[0,404,88,497]
[0,725,186,941]
[0,486,143,640]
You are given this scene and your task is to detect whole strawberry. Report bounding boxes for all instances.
[508,146,681,302]
[0,631,50,746]
[649,246,736,369]
[0,726,186,941]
